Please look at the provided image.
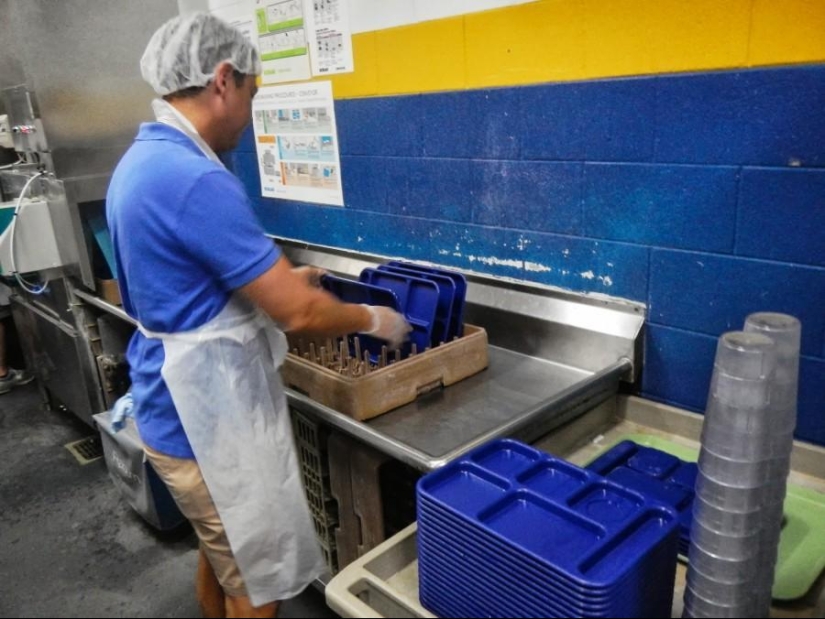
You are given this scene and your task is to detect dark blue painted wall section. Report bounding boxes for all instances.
[230,65,825,446]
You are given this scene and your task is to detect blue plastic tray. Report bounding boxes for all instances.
[387,261,467,339]
[586,440,698,555]
[320,274,403,362]
[418,545,673,618]
[416,439,679,618]
[418,498,676,597]
[321,274,400,309]
[377,264,455,346]
[417,440,679,588]
[417,507,675,609]
[359,268,438,354]
[419,556,623,618]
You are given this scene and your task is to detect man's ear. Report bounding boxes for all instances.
[212,61,235,96]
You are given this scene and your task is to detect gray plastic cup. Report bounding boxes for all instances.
[704,398,795,436]
[698,447,790,487]
[686,565,756,605]
[683,583,753,618]
[712,332,777,381]
[700,424,794,460]
[696,474,786,512]
[711,371,773,409]
[744,312,801,385]
[690,518,761,561]
[688,544,761,583]
[693,494,767,535]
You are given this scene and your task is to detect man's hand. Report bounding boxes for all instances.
[291,265,326,288]
[361,305,412,349]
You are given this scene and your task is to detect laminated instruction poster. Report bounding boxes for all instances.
[252,81,344,206]
[255,0,312,84]
[202,0,354,83]
[306,0,354,76]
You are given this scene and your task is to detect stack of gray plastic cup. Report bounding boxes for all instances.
[743,313,801,612]
[683,313,800,619]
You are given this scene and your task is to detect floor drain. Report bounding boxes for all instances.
[65,436,103,465]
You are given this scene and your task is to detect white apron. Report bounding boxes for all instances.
[140,101,325,605]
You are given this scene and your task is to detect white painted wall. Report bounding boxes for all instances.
[351,0,539,33]
[180,0,540,33]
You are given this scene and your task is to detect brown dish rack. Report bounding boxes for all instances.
[282,324,489,421]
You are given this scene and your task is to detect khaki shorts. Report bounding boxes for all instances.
[144,445,247,598]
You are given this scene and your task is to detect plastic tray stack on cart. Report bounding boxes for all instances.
[416,439,680,618]
[586,441,698,557]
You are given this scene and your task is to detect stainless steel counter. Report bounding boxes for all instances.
[282,241,642,471]
[289,348,631,471]
[72,241,644,473]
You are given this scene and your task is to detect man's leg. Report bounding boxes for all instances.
[225,594,279,618]
[144,446,282,618]
[198,547,279,618]
[197,547,226,619]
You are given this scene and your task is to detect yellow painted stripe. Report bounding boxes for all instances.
[321,0,825,99]
[580,0,752,78]
[749,0,825,67]
[465,0,586,87]
[377,16,467,95]
[328,32,380,97]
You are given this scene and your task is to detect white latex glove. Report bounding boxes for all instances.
[361,305,412,349]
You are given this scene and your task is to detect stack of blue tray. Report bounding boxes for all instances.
[361,262,468,350]
[376,264,455,346]
[417,439,680,618]
[359,268,439,354]
[321,273,401,310]
[384,261,467,341]
[586,441,698,556]
[321,274,403,361]
[320,261,468,361]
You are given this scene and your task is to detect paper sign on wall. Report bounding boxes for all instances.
[306,0,355,76]
[199,1,354,83]
[255,0,313,84]
[252,81,344,206]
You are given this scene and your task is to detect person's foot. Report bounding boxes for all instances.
[0,368,35,395]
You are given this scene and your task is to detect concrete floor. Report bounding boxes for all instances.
[0,383,338,618]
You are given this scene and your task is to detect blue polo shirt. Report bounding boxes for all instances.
[106,123,279,458]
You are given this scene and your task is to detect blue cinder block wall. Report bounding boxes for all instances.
[229,65,825,447]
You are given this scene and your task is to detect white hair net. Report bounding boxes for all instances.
[140,13,261,96]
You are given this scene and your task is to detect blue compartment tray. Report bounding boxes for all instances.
[586,440,698,555]
[416,439,680,618]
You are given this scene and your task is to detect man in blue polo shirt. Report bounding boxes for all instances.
[107,13,409,619]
